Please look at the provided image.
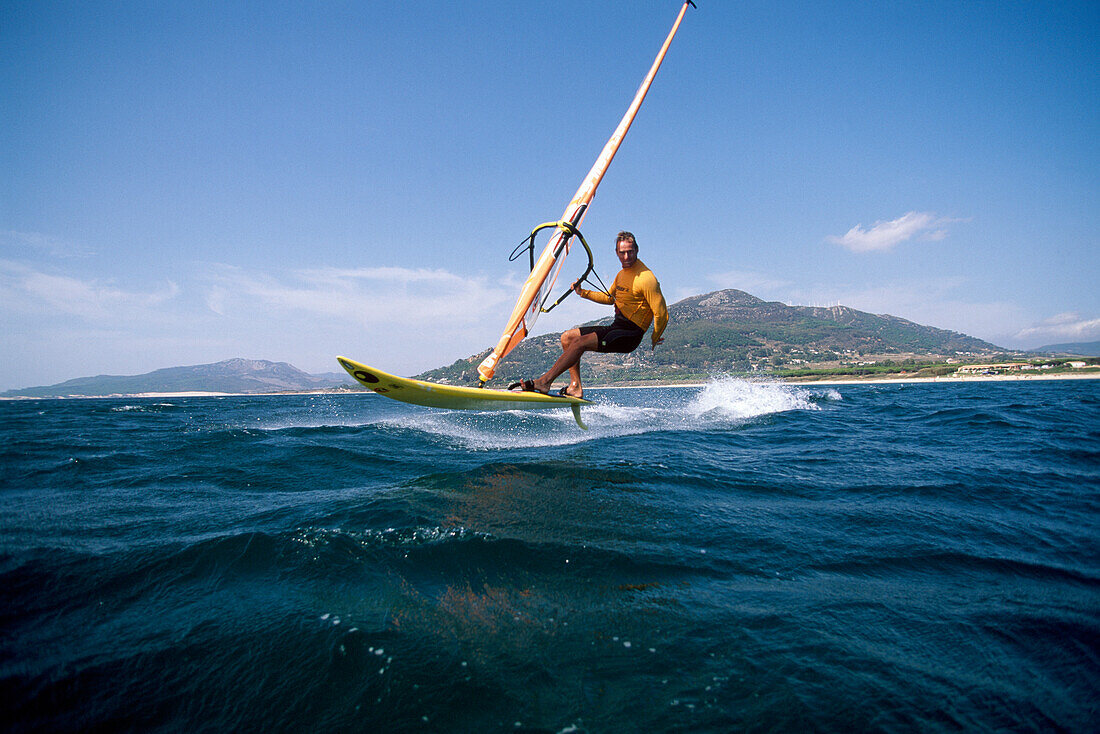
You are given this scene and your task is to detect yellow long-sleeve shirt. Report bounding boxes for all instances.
[578,259,668,345]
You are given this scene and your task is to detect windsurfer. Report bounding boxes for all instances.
[520,231,668,398]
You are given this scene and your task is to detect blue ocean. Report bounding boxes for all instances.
[2,378,1098,732]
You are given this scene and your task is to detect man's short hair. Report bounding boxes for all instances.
[616,231,638,251]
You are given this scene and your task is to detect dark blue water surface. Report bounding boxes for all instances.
[2,378,1098,732]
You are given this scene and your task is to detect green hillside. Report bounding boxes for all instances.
[416,289,1005,387]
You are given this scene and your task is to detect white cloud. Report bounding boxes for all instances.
[826,211,963,253]
[0,260,179,321]
[189,263,534,375]
[203,264,514,326]
[0,257,555,386]
[1013,312,1100,346]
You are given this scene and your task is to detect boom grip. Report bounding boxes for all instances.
[532,221,595,314]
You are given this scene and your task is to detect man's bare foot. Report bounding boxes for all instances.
[564,384,584,399]
[530,376,552,394]
[532,377,582,398]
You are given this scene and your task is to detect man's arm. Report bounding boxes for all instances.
[641,274,668,347]
[573,280,613,305]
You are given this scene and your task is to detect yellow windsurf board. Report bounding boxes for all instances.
[337,357,590,429]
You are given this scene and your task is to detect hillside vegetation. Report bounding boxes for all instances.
[417,289,1006,386]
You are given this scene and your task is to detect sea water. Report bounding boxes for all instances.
[1,379,1097,731]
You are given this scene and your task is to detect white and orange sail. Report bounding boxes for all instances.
[477,0,694,385]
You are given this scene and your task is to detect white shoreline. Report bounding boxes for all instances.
[784,372,1100,386]
[2,371,1097,400]
[586,371,1100,390]
[595,372,1100,389]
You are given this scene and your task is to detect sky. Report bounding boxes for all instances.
[2,0,1097,390]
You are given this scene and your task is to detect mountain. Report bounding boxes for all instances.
[4,290,1014,397]
[1033,340,1100,357]
[415,289,1007,386]
[2,359,355,398]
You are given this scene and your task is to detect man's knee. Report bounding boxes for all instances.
[561,328,582,349]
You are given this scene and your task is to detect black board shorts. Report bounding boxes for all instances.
[580,314,645,354]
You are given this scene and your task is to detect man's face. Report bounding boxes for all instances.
[616,240,638,269]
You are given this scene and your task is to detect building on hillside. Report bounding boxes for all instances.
[956,363,1030,375]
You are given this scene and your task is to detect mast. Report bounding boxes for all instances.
[477,0,695,384]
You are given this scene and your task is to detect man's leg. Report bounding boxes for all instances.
[532,329,598,396]
[561,329,591,398]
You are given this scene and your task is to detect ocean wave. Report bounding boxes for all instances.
[4,384,1098,732]
[810,549,1099,586]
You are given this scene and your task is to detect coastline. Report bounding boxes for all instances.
[3,370,1097,400]
[593,371,1100,390]
[782,371,1100,386]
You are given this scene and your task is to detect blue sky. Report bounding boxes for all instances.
[2,0,1097,389]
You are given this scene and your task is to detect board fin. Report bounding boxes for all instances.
[571,403,588,430]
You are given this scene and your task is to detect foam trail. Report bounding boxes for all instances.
[370,377,840,449]
[685,375,835,421]
[242,378,841,449]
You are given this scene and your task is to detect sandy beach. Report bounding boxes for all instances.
[593,371,1100,389]
[2,370,1097,400]
[783,371,1100,386]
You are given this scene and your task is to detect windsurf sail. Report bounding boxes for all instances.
[476,0,695,385]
